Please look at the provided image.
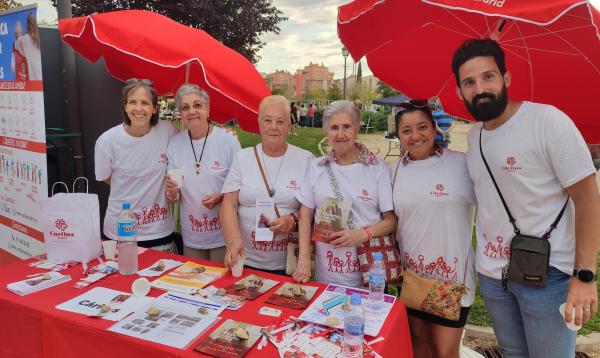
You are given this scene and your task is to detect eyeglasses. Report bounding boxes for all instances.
[126,78,153,86]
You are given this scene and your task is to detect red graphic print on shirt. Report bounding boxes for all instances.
[133,204,169,226]
[501,156,522,173]
[483,233,511,259]
[250,231,291,252]
[286,179,299,190]
[158,153,168,164]
[358,189,373,202]
[430,183,449,198]
[210,160,222,170]
[404,253,458,280]
[189,213,221,232]
[326,250,360,273]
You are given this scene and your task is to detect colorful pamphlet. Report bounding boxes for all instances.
[255,197,275,241]
[195,319,263,358]
[137,259,183,277]
[199,285,246,310]
[74,261,118,289]
[6,271,71,296]
[311,197,351,243]
[151,261,228,295]
[224,274,279,300]
[264,282,319,309]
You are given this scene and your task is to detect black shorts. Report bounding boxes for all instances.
[137,232,183,254]
[406,306,470,328]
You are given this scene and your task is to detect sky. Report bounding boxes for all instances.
[21,0,372,80]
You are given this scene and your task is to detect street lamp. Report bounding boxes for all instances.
[342,47,349,100]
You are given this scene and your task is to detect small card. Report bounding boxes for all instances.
[255,197,275,242]
[322,293,347,316]
[258,306,282,317]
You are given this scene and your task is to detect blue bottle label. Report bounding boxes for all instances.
[118,221,136,237]
[345,322,364,336]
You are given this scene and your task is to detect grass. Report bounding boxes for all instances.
[231,125,324,156]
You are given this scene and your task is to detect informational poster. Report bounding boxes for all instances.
[0,4,47,259]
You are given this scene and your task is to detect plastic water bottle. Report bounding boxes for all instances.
[368,252,386,310]
[117,202,138,275]
[343,293,365,358]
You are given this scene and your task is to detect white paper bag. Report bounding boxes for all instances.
[41,178,102,263]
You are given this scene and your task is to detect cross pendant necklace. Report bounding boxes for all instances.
[189,124,210,175]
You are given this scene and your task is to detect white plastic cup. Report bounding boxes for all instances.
[132,277,151,297]
[559,303,582,331]
[167,168,184,188]
[231,256,245,278]
[102,240,117,260]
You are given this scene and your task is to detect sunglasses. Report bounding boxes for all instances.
[126,78,153,86]
[397,99,429,111]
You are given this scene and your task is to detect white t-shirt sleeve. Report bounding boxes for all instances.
[376,162,394,212]
[221,150,243,193]
[295,159,317,209]
[166,137,176,172]
[94,133,113,181]
[543,107,595,188]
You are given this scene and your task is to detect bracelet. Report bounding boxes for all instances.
[362,226,373,242]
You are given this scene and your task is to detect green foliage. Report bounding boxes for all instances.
[51,0,286,63]
[232,125,324,156]
[356,61,362,83]
[0,0,20,11]
[327,85,342,101]
[361,110,388,133]
[376,81,399,98]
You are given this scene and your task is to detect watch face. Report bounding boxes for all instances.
[578,269,595,282]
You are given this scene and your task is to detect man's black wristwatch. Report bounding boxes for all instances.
[573,269,597,283]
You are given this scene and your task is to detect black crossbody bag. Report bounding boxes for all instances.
[479,127,568,289]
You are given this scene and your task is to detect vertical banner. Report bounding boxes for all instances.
[0,4,47,259]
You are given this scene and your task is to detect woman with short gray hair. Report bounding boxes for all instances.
[294,100,396,286]
[165,83,241,262]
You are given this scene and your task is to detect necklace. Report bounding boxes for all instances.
[189,124,210,175]
[260,144,286,197]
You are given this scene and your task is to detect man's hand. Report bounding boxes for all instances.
[565,278,598,326]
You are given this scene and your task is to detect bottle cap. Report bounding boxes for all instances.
[373,252,383,261]
[122,202,130,210]
[350,293,362,305]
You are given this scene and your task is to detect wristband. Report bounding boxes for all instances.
[362,226,373,242]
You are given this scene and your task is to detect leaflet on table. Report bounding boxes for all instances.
[150,261,228,295]
[225,274,279,300]
[137,259,183,277]
[6,271,71,296]
[28,254,77,271]
[195,319,263,358]
[155,291,227,317]
[198,285,246,310]
[108,299,219,349]
[255,197,275,241]
[55,287,154,321]
[298,284,395,337]
[311,197,351,243]
[74,261,118,289]
[265,282,319,309]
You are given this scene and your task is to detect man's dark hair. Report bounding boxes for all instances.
[451,39,506,86]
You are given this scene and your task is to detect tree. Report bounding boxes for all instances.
[376,81,399,98]
[0,0,21,11]
[356,61,362,83]
[50,0,286,63]
[307,88,327,102]
[350,81,379,106]
[327,84,341,101]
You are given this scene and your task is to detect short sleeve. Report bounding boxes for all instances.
[544,107,595,188]
[221,151,242,193]
[94,134,112,181]
[376,163,394,212]
[295,161,317,209]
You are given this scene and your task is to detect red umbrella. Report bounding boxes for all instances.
[338,0,600,143]
[59,10,270,134]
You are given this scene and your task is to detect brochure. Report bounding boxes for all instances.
[255,197,275,242]
[225,274,279,300]
[195,319,263,358]
[137,259,183,277]
[55,286,154,321]
[6,271,71,296]
[199,285,246,310]
[156,291,227,317]
[265,282,319,309]
[28,254,77,271]
[74,261,118,289]
[108,294,220,349]
[311,197,351,243]
[151,261,228,295]
[298,284,395,337]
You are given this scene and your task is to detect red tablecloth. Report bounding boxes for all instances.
[0,249,413,358]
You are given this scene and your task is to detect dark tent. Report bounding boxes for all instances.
[372,94,410,106]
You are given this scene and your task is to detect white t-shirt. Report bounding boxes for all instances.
[15,34,42,81]
[391,150,476,306]
[466,102,596,279]
[296,156,394,288]
[95,120,177,241]
[222,144,313,270]
[167,126,241,249]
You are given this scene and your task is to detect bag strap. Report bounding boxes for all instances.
[253,145,280,218]
[479,127,569,238]
[51,182,69,196]
[72,177,89,193]
[392,159,401,192]
[324,161,356,229]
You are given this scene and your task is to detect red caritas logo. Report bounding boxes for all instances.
[158,153,168,164]
[210,160,222,170]
[358,189,372,201]
[430,183,449,198]
[50,218,74,238]
[501,156,522,173]
[286,179,298,190]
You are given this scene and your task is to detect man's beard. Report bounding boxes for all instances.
[464,85,508,122]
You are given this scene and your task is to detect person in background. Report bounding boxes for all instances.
[221,95,313,275]
[165,84,241,262]
[307,103,315,127]
[300,104,307,127]
[95,78,179,252]
[429,96,454,148]
[290,102,299,136]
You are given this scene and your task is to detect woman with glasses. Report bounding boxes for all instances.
[391,100,476,358]
[294,100,395,286]
[165,84,241,262]
[220,95,313,275]
[95,79,180,253]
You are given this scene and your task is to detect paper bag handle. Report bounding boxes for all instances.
[51,182,69,196]
[72,177,89,193]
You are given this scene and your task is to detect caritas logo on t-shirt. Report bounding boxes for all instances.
[286,179,299,190]
[501,156,522,173]
[49,218,74,238]
[210,160,222,170]
[358,189,373,201]
[158,153,168,164]
[430,183,449,197]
